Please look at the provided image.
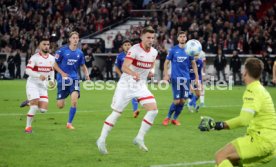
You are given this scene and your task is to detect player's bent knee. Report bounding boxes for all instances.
[174,100,181,105]
[57,103,64,109]
[215,149,228,164]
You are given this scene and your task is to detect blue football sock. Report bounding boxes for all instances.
[68,107,76,123]
[131,98,139,112]
[173,104,184,120]
[189,93,194,106]
[167,103,176,118]
[188,92,193,99]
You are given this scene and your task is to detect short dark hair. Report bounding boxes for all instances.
[122,39,132,45]
[141,26,155,35]
[244,58,264,79]
[177,31,186,37]
[38,37,50,44]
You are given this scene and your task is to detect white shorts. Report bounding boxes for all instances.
[111,81,156,112]
[26,80,48,102]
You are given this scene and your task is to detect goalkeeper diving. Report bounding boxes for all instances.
[198,58,276,167]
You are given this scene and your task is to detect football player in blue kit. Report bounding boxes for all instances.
[162,31,199,126]
[188,54,204,112]
[54,31,90,130]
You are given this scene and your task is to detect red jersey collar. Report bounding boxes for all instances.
[139,43,151,53]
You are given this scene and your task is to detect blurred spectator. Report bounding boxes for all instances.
[90,65,103,81]
[82,44,94,80]
[159,45,167,79]
[214,49,227,82]
[7,53,15,79]
[14,50,21,79]
[230,50,242,85]
[113,32,124,53]
[0,60,6,79]
[105,55,114,80]
[259,50,272,86]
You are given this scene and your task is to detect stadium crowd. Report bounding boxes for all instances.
[0,0,275,83]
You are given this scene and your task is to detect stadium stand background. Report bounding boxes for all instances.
[0,0,275,85]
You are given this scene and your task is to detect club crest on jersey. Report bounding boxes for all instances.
[55,54,59,59]
[177,57,187,62]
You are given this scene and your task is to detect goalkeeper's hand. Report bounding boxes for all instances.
[198,116,224,131]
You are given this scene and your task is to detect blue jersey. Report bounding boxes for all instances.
[166,45,194,80]
[114,51,126,71]
[190,58,203,80]
[55,45,85,83]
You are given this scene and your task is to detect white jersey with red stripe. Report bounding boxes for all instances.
[111,43,158,112]
[26,52,55,84]
[25,52,55,102]
[120,43,158,82]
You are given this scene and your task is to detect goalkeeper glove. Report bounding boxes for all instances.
[198,116,224,131]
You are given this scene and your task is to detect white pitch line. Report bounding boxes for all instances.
[150,160,215,167]
[0,104,241,117]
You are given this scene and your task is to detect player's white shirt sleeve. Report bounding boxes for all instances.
[26,56,41,78]
[125,46,137,60]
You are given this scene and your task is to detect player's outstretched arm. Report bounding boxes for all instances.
[273,61,276,84]
[198,116,229,131]
[163,59,170,81]
[192,60,199,84]
[81,64,90,80]
[224,110,254,129]
[53,62,68,78]
[114,66,122,77]
[199,110,254,131]
[122,58,140,80]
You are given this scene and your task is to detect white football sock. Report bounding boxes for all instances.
[136,110,158,140]
[200,88,205,104]
[26,105,38,127]
[98,111,121,142]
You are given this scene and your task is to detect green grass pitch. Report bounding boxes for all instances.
[0,80,275,167]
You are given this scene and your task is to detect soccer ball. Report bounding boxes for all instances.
[185,39,202,56]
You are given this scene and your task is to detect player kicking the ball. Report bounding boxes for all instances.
[199,58,276,167]
[96,26,158,154]
[24,37,55,133]
[114,39,140,118]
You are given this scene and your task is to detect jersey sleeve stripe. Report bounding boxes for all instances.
[241,108,255,114]
[40,96,48,99]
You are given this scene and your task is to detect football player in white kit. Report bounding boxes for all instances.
[97,27,158,154]
[24,37,55,133]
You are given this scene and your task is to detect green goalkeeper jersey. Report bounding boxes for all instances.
[226,81,276,142]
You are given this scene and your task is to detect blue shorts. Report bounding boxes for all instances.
[57,80,80,100]
[171,78,190,99]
